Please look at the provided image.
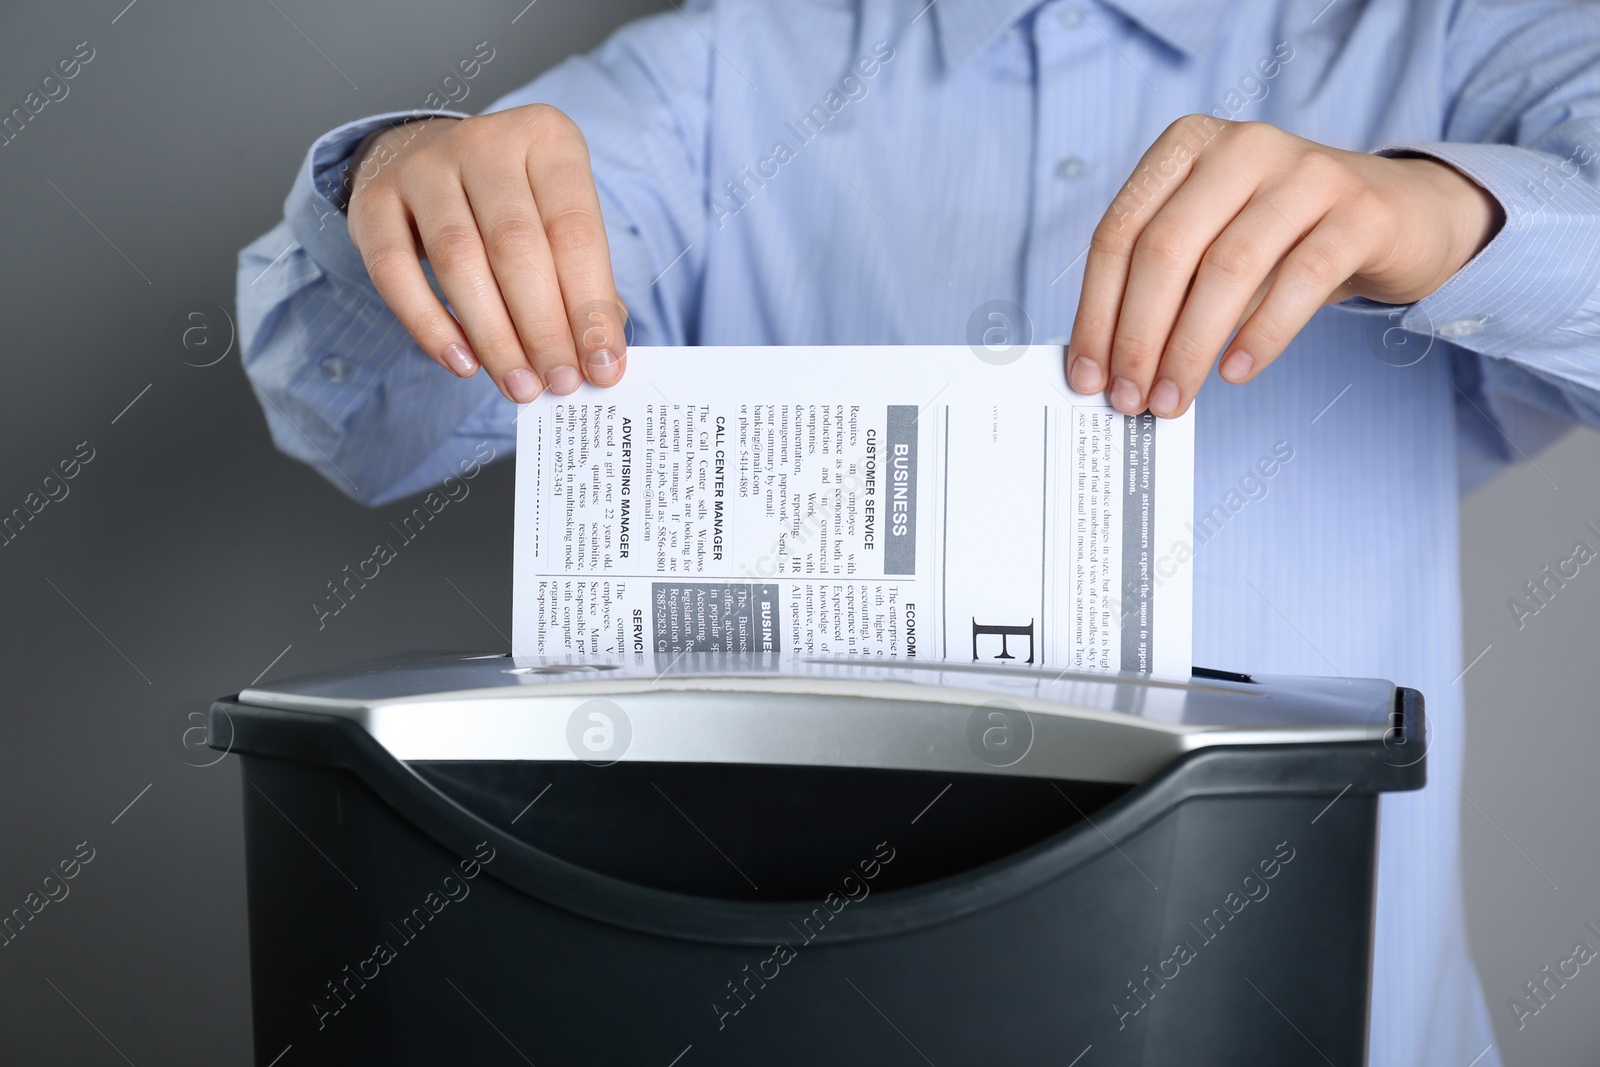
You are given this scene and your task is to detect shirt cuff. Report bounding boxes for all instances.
[1356,141,1600,356]
[284,110,469,294]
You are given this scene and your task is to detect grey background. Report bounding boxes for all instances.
[0,1,1593,1064]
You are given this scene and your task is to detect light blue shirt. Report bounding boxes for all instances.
[237,1,1600,1062]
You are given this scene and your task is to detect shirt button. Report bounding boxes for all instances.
[1056,155,1087,180]
[1058,6,1084,27]
[320,354,350,381]
[1438,316,1490,338]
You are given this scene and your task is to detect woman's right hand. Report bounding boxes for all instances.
[346,104,628,403]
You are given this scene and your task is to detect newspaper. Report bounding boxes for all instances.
[512,346,1194,679]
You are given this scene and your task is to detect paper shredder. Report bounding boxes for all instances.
[213,653,1425,1065]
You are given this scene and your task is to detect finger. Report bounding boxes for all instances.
[1068,115,1227,396]
[410,185,542,404]
[1224,212,1371,383]
[1106,167,1260,415]
[1148,191,1323,417]
[351,189,481,380]
[461,158,584,396]
[524,125,628,386]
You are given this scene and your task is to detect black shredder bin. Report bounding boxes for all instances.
[212,653,1425,1066]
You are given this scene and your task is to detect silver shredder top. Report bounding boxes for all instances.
[233,653,1399,784]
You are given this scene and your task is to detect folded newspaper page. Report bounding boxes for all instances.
[512,346,1194,679]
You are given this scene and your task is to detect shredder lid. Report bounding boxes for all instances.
[231,653,1402,785]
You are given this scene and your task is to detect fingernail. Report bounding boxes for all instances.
[583,347,622,384]
[1220,349,1254,382]
[1109,376,1142,414]
[503,368,542,403]
[441,343,478,377]
[1148,378,1180,417]
[1068,354,1103,394]
[545,364,582,395]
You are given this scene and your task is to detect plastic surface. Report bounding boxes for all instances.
[239,651,1398,731]
[230,652,1403,785]
[216,660,1424,1066]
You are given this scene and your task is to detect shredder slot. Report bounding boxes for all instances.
[409,761,1129,903]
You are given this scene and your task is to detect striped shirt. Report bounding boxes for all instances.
[236,1,1600,1062]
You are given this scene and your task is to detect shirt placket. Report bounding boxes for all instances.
[1024,1,1134,343]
